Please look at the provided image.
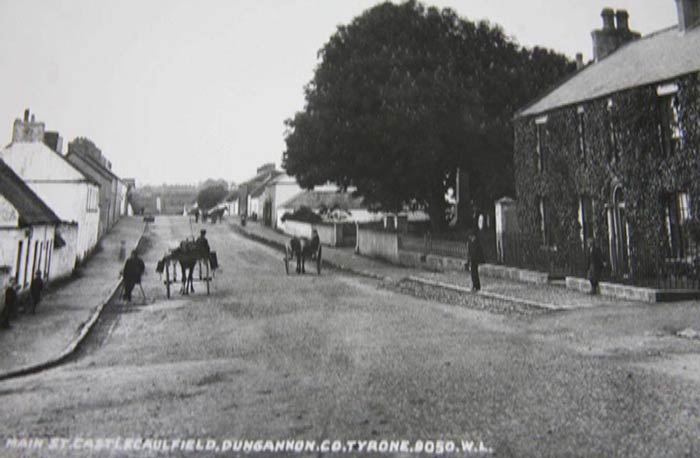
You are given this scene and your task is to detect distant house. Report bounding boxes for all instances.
[66,146,124,237]
[247,182,267,221]
[225,189,239,216]
[236,163,282,218]
[260,173,303,229]
[0,159,78,291]
[0,111,100,262]
[512,2,700,284]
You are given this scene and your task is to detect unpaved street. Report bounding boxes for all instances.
[2,216,700,457]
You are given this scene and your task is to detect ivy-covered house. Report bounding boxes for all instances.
[513,1,700,286]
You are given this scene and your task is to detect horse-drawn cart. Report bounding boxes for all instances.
[284,233,322,275]
[156,240,219,298]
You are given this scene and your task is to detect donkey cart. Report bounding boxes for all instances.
[284,236,322,275]
[156,242,219,298]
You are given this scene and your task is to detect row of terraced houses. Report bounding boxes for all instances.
[0,109,133,295]
[507,0,700,293]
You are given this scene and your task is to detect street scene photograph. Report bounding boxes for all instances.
[1,0,700,456]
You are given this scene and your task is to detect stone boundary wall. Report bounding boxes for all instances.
[357,228,399,263]
[282,220,355,247]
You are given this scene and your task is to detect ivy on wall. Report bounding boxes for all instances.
[513,71,700,276]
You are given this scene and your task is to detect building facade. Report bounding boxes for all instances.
[0,160,63,291]
[66,148,123,237]
[513,1,700,285]
[1,111,100,262]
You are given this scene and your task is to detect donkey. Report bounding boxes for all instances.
[287,230,320,274]
[157,239,208,295]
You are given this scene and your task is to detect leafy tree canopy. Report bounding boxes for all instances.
[196,184,228,211]
[283,0,575,229]
[68,137,101,158]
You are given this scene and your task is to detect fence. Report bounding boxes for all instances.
[398,230,496,263]
[498,233,700,290]
[397,227,700,290]
[281,220,356,247]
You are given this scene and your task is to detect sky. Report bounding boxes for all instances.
[0,0,679,186]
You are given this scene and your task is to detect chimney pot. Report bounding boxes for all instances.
[576,53,584,70]
[30,114,35,122]
[23,109,29,122]
[601,8,615,30]
[616,10,629,31]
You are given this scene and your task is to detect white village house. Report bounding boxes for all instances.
[0,111,99,262]
[0,159,79,292]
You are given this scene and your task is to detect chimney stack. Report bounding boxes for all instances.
[12,109,45,143]
[676,0,700,32]
[616,10,629,31]
[576,53,584,70]
[601,8,615,30]
[592,7,641,61]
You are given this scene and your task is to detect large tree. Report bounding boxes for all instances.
[283,0,575,230]
[68,137,102,158]
[196,184,228,211]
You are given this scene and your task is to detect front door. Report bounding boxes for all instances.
[608,187,630,277]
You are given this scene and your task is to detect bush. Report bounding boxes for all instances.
[281,206,322,224]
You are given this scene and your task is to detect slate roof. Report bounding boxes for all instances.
[0,160,61,226]
[518,24,700,118]
[66,150,119,181]
[280,190,365,211]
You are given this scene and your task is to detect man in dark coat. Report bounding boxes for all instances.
[467,232,484,292]
[29,272,44,314]
[587,239,605,295]
[122,250,145,302]
[196,229,210,255]
[1,277,18,329]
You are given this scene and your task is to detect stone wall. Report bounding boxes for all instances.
[357,228,399,263]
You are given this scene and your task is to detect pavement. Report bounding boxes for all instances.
[230,218,647,311]
[0,217,146,380]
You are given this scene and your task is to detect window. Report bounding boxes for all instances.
[86,187,99,212]
[606,99,619,163]
[663,192,691,259]
[578,196,594,247]
[577,106,586,159]
[535,116,547,172]
[14,240,23,283]
[31,240,39,280]
[23,237,31,288]
[657,90,681,158]
[45,240,52,279]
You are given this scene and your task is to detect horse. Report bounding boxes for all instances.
[206,207,228,224]
[287,231,320,274]
[157,239,209,295]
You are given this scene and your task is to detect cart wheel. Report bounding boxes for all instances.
[284,245,293,275]
[206,261,210,295]
[316,246,322,275]
[165,264,171,299]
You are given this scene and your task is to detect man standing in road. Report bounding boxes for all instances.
[196,229,210,256]
[467,231,484,292]
[122,250,145,303]
[587,239,605,295]
[1,277,18,329]
[29,271,44,314]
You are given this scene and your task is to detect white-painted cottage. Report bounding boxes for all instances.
[0,160,67,292]
[0,111,100,262]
